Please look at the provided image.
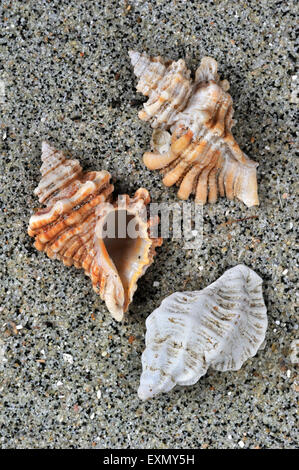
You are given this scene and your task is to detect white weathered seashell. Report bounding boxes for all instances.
[138,265,267,400]
[130,50,259,207]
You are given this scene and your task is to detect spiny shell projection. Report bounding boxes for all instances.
[138,265,267,400]
[129,51,259,207]
[28,142,162,321]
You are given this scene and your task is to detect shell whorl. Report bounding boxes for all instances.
[130,51,259,207]
[28,142,162,321]
[138,265,267,400]
[129,50,193,129]
[28,142,114,272]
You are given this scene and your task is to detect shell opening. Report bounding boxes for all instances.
[96,209,152,315]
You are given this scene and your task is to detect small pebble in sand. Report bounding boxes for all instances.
[289,339,299,364]
[63,353,74,364]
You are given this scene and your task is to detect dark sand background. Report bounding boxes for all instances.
[0,0,297,448]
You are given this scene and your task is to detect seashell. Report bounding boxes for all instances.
[138,265,267,400]
[129,51,259,207]
[28,142,162,321]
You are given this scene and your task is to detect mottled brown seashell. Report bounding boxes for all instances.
[28,142,162,321]
[129,51,259,207]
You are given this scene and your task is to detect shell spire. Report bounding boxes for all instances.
[138,265,267,400]
[129,49,192,129]
[130,51,259,207]
[28,142,162,321]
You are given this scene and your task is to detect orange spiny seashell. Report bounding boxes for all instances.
[129,51,259,207]
[28,142,162,321]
